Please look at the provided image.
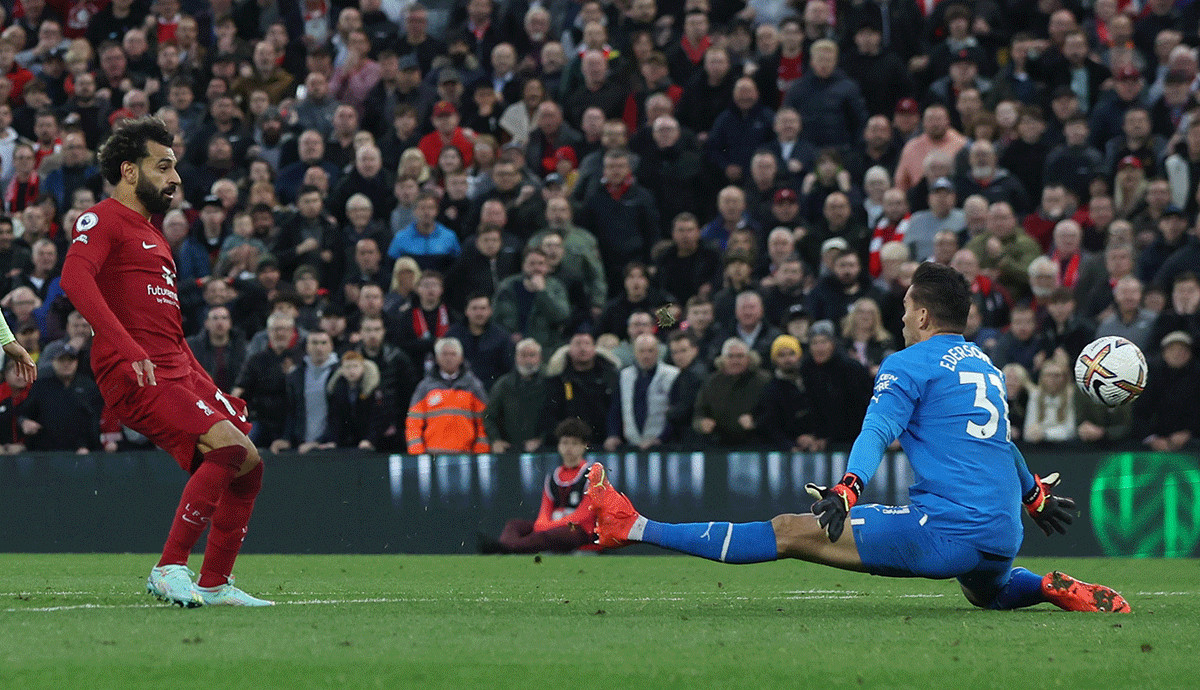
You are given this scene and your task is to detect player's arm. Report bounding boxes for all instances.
[807,364,916,541]
[532,488,558,532]
[61,244,154,385]
[1013,442,1076,536]
[0,311,36,383]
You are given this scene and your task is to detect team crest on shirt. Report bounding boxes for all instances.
[161,266,175,287]
[196,400,215,416]
[76,212,98,233]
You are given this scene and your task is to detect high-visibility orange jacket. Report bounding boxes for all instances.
[406,368,490,454]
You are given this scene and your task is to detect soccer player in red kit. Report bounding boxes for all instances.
[61,117,273,607]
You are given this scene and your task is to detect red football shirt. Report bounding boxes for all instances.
[60,198,193,383]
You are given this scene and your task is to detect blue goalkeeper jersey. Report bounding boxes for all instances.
[846,334,1024,557]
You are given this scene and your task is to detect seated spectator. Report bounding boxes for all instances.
[840,297,895,378]
[476,418,597,554]
[1147,271,1200,357]
[801,319,873,445]
[692,338,770,447]
[231,312,300,447]
[271,330,340,454]
[1002,363,1033,442]
[753,335,817,451]
[761,254,806,329]
[185,306,247,394]
[528,197,608,313]
[1036,287,1097,368]
[274,186,339,284]
[406,337,490,454]
[445,225,519,313]
[991,303,1041,372]
[493,247,571,353]
[654,212,722,306]
[596,261,671,339]
[1,286,41,335]
[348,283,403,345]
[665,331,706,440]
[1023,357,1078,444]
[17,346,102,453]
[384,257,421,318]
[701,185,757,251]
[213,210,272,280]
[325,351,392,451]
[964,201,1042,302]
[538,329,618,445]
[1096,275,1157,353]
[906,178,965,261]
[955,140,1032,214]
[245,294,307,359]
[446,293,513,389]
[485,338,548,453]
[395,271,458,367]
[1133,330,1200,452]
[605,332,681,450]
[711,249,758,328]
[713,290,780,366]
[0,356,32,452]
[38,310,93,381]
[1081,243,1136,320]
[1074,386,1132,445]
[387,192,461,273]
[1138,204,1189,286]
[806,249,879,324]
[292,265,328,332]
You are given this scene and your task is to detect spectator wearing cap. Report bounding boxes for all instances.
[783,39,867,151]
[906,177,965,261]
[840,9,913,118]
[752,334,815,450]
[18,344,103,453]
[1103,106,1162,179]
[705,77,775,186]
[1133,330,1200,452]
[800,319,872,445]
[1089,64,1147,151]
[891,97,921,141]
[419,100,476,169]
[895,104,967,192]
[1044,29,1111,113]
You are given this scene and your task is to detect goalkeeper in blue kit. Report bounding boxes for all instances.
[587,262,1130,613]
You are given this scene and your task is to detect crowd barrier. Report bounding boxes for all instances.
[1,449,1197,557]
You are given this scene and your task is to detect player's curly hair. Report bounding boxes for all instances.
[909,262,971,332]
[97,116,174,185]
[555,418,592,443]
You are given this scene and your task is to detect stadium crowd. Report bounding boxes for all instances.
[0,0,1198,456]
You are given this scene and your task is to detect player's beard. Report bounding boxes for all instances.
[135,171,175,215]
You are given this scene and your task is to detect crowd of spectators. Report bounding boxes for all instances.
[0,0,1198,456]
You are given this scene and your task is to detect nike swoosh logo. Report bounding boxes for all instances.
[143,242,157,249]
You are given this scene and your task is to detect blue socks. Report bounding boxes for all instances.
[639,519,778,564]
[992,567,1046,610]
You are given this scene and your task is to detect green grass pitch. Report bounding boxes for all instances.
[1,554,1197,688]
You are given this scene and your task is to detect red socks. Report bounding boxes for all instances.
[157,445,248,569]
[198,462,263,588]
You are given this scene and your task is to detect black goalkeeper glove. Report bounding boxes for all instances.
[1022,472,1076,536]
[805,473,863,543]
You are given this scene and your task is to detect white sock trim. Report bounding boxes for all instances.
[628,515,648,541]
[719,523,733,563]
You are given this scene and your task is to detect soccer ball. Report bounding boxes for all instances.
[1074,336,1148,407]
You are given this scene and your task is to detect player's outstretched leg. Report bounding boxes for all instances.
[586,463,778,563]
[1041,570,1131,613]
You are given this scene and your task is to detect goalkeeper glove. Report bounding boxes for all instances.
[805,473,863,543]
[1022,472,1076,536]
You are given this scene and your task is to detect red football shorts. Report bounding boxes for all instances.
[101,367,252,473]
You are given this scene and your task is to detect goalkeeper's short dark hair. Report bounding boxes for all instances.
[908,261,971,333]
[98,116,174,185]
[555,418,592,443]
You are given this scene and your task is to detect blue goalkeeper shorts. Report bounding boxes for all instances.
[849,503,1015,600]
